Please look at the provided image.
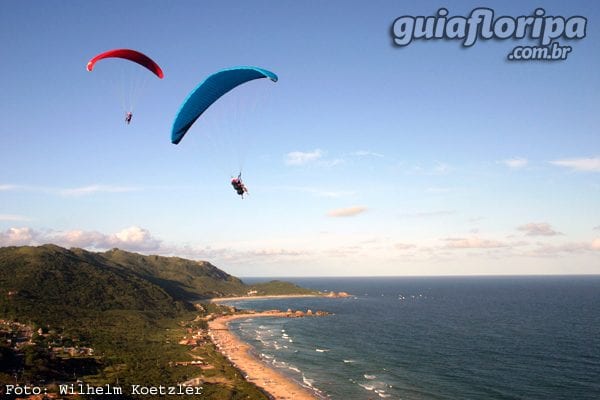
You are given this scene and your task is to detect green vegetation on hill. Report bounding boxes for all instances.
[0,245,317,308]
[0,245,187,324]
[0,244,317,399]
[249,280,315,296]
[100,248,247,300]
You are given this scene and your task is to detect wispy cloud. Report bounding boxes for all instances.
[502,158,528,169]
[434,162,451,174]
[408,162,453,176]
[60,185,140,197]
[319,158,345,167]
[0,184,63,194]
[442,237,508,249]
[0,184,20,191]
[1,183,143,196]
[517,222,562,237]
[0,214,31,222]
[388,234,600,260]
[245,248,307,257]
[394,242,416,250]
[285,149,323,166]
[350,150,384,158]
[327,206,367,218]
[163,243,313,265]
[550,157,600,172]
[284,149,346,168]
[524,239,600,256]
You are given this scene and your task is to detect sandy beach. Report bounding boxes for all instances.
[208,312,318,400]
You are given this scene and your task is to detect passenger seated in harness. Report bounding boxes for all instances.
[231,173,248,199]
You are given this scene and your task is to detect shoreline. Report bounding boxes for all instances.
[207,312,320,400]
[209,294,321,303]
[209,291,351,303]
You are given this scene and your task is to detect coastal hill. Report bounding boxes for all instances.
[1,244,181,318]
[0,244,316,398]
[0,245,316,324]
[0,244,316,323]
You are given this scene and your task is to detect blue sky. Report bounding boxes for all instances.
[1,1,599,276]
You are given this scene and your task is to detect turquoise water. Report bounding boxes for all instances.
[223,276,600,399]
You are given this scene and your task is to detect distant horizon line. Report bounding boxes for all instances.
[241,274,600,278]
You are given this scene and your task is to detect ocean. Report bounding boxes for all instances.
[221,276,600,400]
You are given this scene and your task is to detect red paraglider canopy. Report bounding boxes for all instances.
[86,49,164,79]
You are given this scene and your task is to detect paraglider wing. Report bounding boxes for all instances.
[171,66,278,145]
[86,49,164,79]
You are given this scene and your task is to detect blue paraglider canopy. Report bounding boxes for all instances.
[171,66,278,145]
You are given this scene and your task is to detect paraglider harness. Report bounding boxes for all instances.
[125,111,133,124]
[231,173,248,199]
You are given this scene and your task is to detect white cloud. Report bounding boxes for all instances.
[0,226,161,252]
[327,206,367,217]
[111,226,161,251]
[285,149,323,166]
[591,238,600,251]
[550,157,600,172]
[517,222,562,237]
[0,227,38,246]
[502,158,528,169]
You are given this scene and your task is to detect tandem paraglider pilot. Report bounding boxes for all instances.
[231,174,248,199]
[169,66,278,198]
